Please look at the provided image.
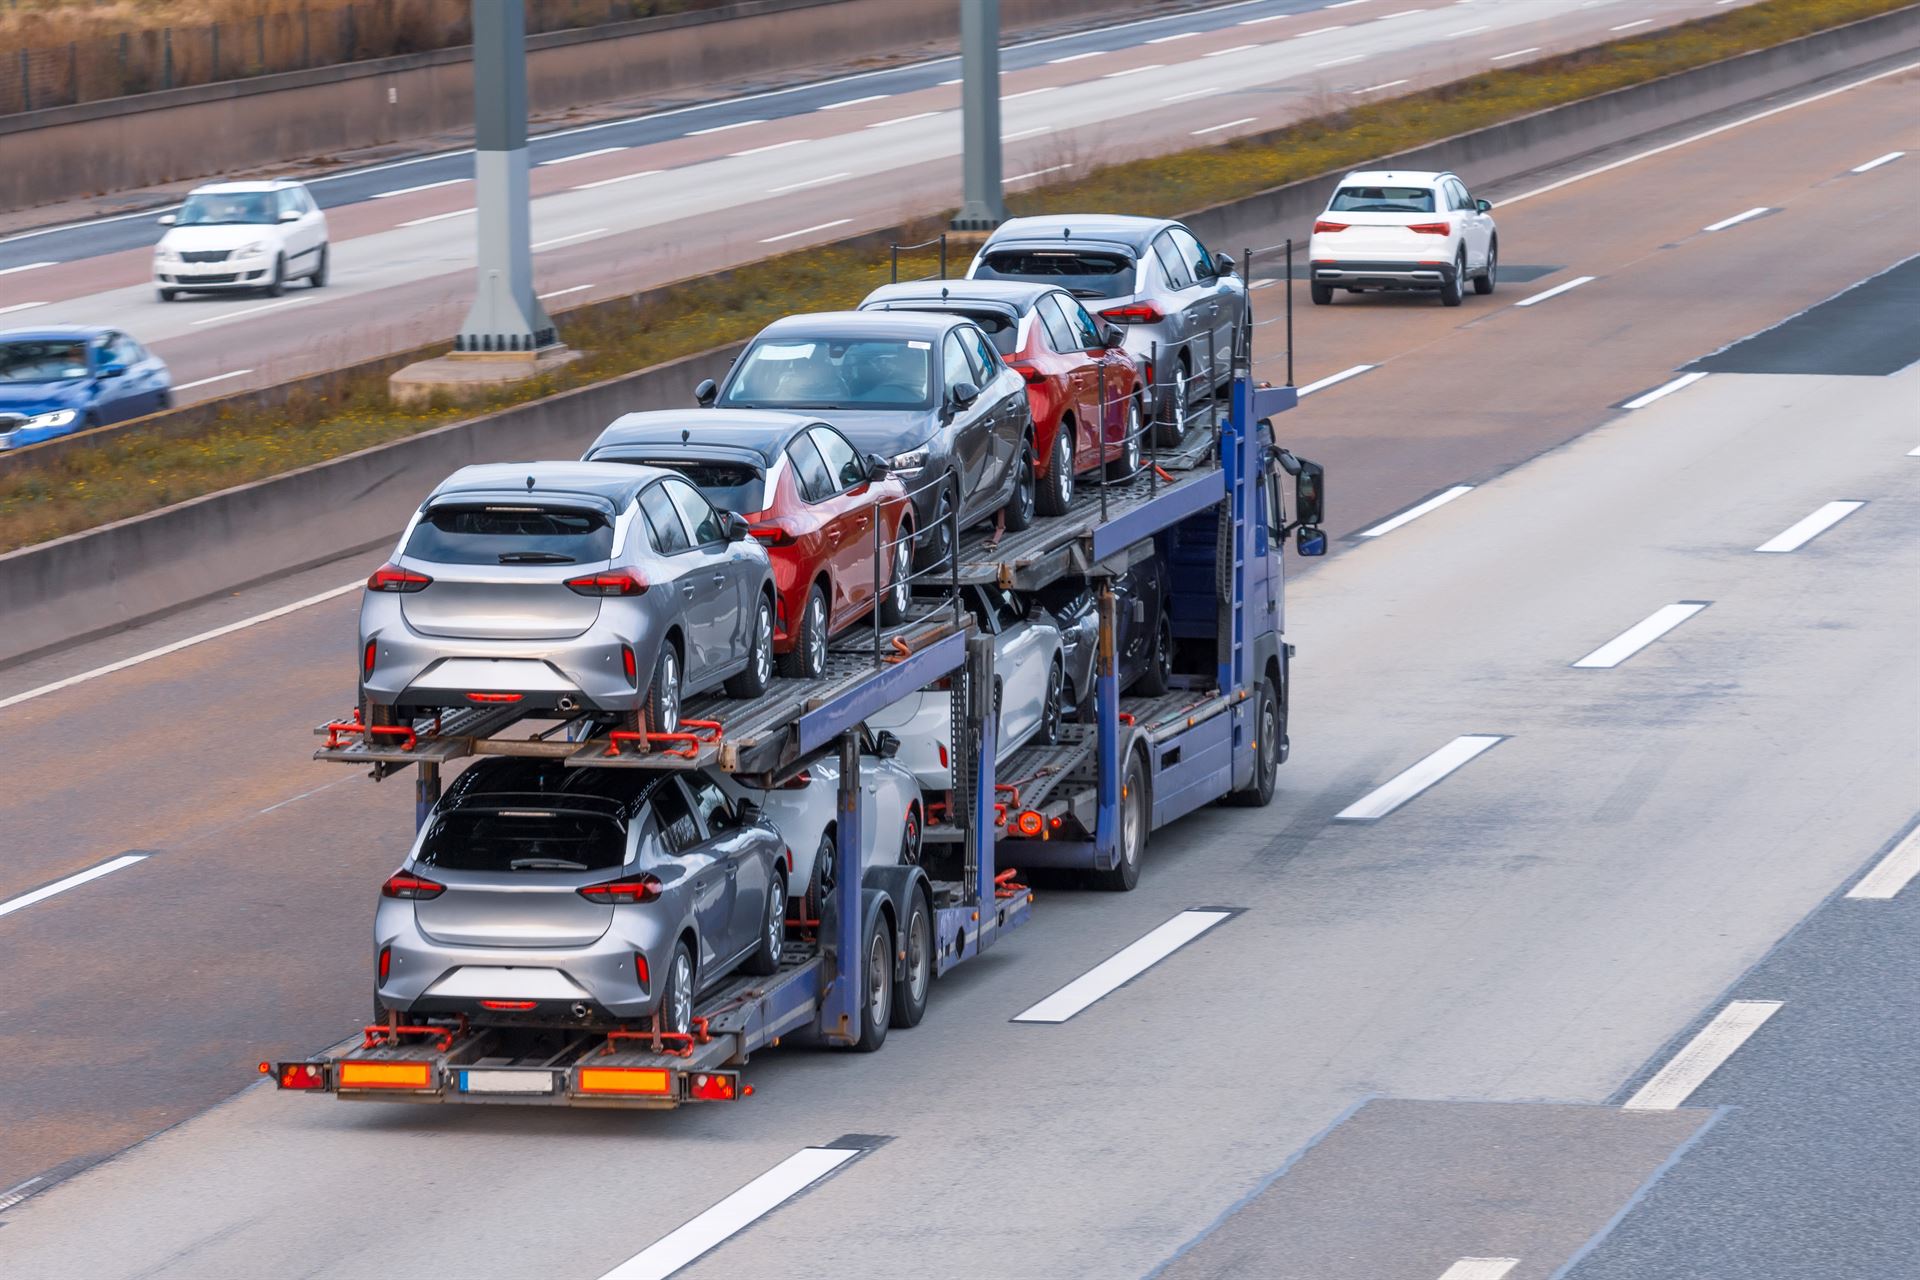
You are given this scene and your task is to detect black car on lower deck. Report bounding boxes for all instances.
[1033,548,1171,718]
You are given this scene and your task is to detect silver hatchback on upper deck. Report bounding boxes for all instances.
[359,461,776,735]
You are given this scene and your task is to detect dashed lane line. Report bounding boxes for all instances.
[1623,1000,1782,1110]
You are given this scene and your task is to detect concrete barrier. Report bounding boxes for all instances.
[6,7,1918,667]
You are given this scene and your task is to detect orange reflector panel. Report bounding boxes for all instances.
[338,1060,433,1089]
[577,1067,673,1096]
[1015,810,1044,837]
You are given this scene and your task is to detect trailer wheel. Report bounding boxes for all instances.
[889,888,932,1029]
[743,866,787,976]
[1225,678,1280,807]
[851,911,893,1052]
[1092,749,1148,891]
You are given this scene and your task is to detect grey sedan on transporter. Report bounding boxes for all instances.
[697,310,1034,569]
[359,462,775,737]
[375,759,788,1036]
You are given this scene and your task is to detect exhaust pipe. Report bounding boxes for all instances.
[557,696,580,712]
[570,1002,591,1020]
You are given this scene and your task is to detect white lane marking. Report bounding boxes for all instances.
[1335,735,1503,821]
[1610,17,1654,30]
[398,207,476,226]
[1573,602,1708,669]
[1438,1262,1520,1280]
[0,261,55,276]
[1908,444,1920,457]
[1048,50,1104,64]
[371,178,468,198]
[1755,500,1863,553]
[819,93,890,111]
[1193,117,1258,135]
[1250,277,1285,289]
[1296,363,1376,395]
[1702,206,1771,232]
[0,855,150,920]
[1353,79,1409,93]
[173,368,255,392]
[760,218,853,243]
[1358,485,1472,537]
[1004,126,1054,141]
[532,228,608,251]
[731,138,805,157]
[1376,8,1426,19]
[1008,164,1074,184]
[1849,826,1920,900]
[0,581,360,712]
[1490,46,1540,61]
[1147,31,1200,43]
[599,1145,864,1279]
[1502,60,1920,206]
[1448,24,1491,36]
[687,119,764,136]
[259,776,354,815]
[1241,12,1294,23]
[1316,54,1366,67]
[1624,1000,1781,1110]
[867,111,940,129]
[1294,24,1347,37]
[0,1176,45,1212]
[1206,43,1261,56]
[1014,910,1233,1023]
[1622,370,1708,409]
[1164,87,1225,103]
[538,284,594,300]
[938,77,963,86]
[769,170,850,195]
[573,169,663,191]
[1003,86,1060,101]
[1103,64,1165,79]
[1852,151,1905,172]
[539,146,626,165]
[187,297,308,326]
[1327,0,1374,7]
[1514,274,1597,307]
[0,301,48,316]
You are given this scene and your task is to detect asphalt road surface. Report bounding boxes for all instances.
[0,0,1752,400]
[0,48,1915,1280]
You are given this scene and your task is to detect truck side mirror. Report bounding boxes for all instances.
[1291,457,1325,526]
[1295,527,1327,557]
[694,377,718,407]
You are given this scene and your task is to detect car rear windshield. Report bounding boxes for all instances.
[404,504,615,566]
[417,806,628,873]
[632,458,766,513]
[973,249,1137,300]
[1328,186,1436,213]
[720,337,934,411]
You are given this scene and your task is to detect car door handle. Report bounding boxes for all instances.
[711,573,727,587]
[681,582,697,596]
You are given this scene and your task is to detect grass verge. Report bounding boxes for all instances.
[2,0,1910,552]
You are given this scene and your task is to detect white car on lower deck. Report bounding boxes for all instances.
[1307,169,1498,307]
[722,746,924,905]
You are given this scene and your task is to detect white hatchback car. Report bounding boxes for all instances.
[720,746,925,908]
[153,179,330,301]
[1307,170,1496,307]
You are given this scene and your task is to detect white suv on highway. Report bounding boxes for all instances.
[1307,169,1496,307]
[153,179,329,301]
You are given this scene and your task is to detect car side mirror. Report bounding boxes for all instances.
[1291,458,1325,526]
[97,361,128,379]
[1295,527,1327,557]
[736,798,763,825]
[722,511,752,541]
[1476,198,1493,213]
[864,452,890,477]
[1099,323,1124,350]
[950,381,980,409]
[157,213,178,226]
[1214,252,1236,276]
[278,209,301,222]
[874,730,902,759]
[694,378,718,407]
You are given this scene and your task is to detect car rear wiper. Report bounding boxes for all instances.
[497,551,575,564]
[509,858,589,871]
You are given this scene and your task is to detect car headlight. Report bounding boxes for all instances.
[156,246,179,263]
[889,447,931,474]
[236,241,268,257]
[26,409,79,429]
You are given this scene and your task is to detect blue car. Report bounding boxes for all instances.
[0,326,172,450]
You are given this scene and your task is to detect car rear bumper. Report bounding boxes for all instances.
[1310,259,1458,289]
[377,920,675,1027]
[360,622,660,716]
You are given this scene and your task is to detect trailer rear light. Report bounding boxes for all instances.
[565,570,646,597]
[782,770,812,789]
[338,1060,433,1090]
[1098,303,1163,325]
[576,1066,672,1096]
[622,645,637,685]
[689,1072,741,1102]
[368,563,432,593]
[363,639,378,678]
[261,1061,327,1090]
[1014,810,1045,837]
[579,874,663,904]
[1312,220,1349,234]
[381,872,444,900]
[378,946,391,981]
[465,692,523,704]
[1407,222,1452,236]
[634,954,649,989]
[479,999,537,1011]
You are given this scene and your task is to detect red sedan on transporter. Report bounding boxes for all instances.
[860,280,1145,516]
[583,410,915,678]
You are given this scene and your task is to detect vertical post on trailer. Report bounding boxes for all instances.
[1091,585,1121,869]
[1096,361,1109,522]
[1147,340,1160,495]
[872,505,883,666]
[966,633,998,930]
[823,727,864,1042]
[1217,375,1255,696]
[414,760,441,832]
[1284,237,1295,387]
[1207,326,1218,435]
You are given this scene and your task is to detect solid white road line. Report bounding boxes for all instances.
[0,855,150,920]
[1014,910,1233,1023]
[1334,735,1502,821]
[187,297,308,326]
[398,207,476,226]
[1610,18,1653,30]
[687,119,764,135]
[1004,126,1053,141]
[1163,87,1224,103]
[0,580,361,712]
[1316,54,1367,67]
[1296,363,1376,395]
[1103,64,1165,78]
[1376,9,1427,19]
[1353,79,1409,94]
[1358,485,1473,537]
[818,93,890,111]
[172,368,255,392]
[1624,1000,1782,1110]
[1621,370,1707,409]
[1009,164,1075,184]
[768,171,850,195]
[1908,444,1920,457]
[1193,117,1258,135]
[1003,85,1060,101]
[760,219,853,243]
[1848,826,1920,900]
[538,284,594,300]
[731,138,805,157]
[573,169,663,191]
[867,111,940,129]
[1448,25,1491,37]
[1205,43,1261,56]
[1702,206,1771,232]
[1755,500,1864,553]
[1513,274,1596,307]
[1573,602,1708,669]
[0,301,48,316]
[1294,25,1347,37]
[1438,1261,1519,1280]
[531,228,609,251]
[1241,12,1294,23]
[538,146,626,165]
[1048,50,1104,64]
[1490,46,1540,61]
[1327,0,1374,8]
[599,1145,864,1279]
[371,178,468,198]
[0,261,55,276]
[1851,151,1905,172]
[1148,31,1200,43]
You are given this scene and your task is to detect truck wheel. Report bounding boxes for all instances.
[889,889,932,1029]
[743,866,787,976]
[1092,750,1148,891]
[1225,678,1280,807]
[725,593,775,697]
[850,911,893,1051]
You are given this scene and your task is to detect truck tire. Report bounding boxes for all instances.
[1092,749,1148,891]
[889,888,932,1029]
[743,866,787,976]
[1225,678,1280,807]
[850,910,894,1052]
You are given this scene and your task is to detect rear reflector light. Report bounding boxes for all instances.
[937,743,949,769]
[1407,222,1452,236]
[750,526,795,546]
[378,946,391,981]
[1015,810,1045,837]
[261,1061,327,1090]
[1312,220,1349,234]
[381,872,444,900]
[622,645,637,685]
[579,874,663,904]
[576,1066,672,1096]
[363,639,378,679]
[479,999,537,1011]
[689,1072,740,1102]
[782,770,812,790]
[634,954,649,989]
[1008,363,1047,385]
[367,564,431,593]
[465,692,522,704]
[1098,303,1163,325]
[338,1060,433,1089]
[565,570,646,597]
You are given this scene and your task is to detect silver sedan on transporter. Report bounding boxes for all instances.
[359,462,775,736]
[375,759,788,1036]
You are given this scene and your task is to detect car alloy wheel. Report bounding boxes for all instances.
[666,948,694,1036]
[807,593,827,673]
[652,646,681,735]
[1041,660,1063,744]
[766,878,785,958]
[886,531,913,623]
[1003,438,1037,532]
[755,601,774,684]
[900,804,921,865]
[1475,242,1498,296]
[1039,426,1074,517]
[921,486,955,572]
[1160,364,1189,446]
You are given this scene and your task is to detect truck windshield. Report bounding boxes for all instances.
[417,806,628,873]
[405,504,615,565]
[973,249,1136,300]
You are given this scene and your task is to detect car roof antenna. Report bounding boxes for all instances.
[682,428,692,445]
[526,475,536,492]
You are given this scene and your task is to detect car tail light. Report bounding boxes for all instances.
[689,1072,741,1102]
[565,570,646,597]
[750,523,796,546]
[378,946,391,981]
[367,564,431,593]
[634,954,650,989]
[1015,810,1045,837]
[466,692,522,704]
[1312,220,1349,234]
[1407,222,1452,236]
[622,645,637,685]
[262,1061,327,1090]
[782,770,812,789]
[1007,363,1047,385]
[1098,303,1163,325]
[382,872,444,900]
[363,639,378,679]
[480,999,536,1011]
[937,742,949,769]
[579,874,663,904]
